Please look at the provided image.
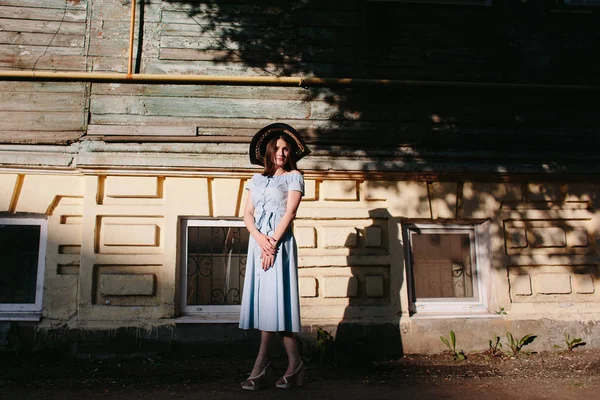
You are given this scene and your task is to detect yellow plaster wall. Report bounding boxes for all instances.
[5,172,599,329]
[0,173,19,211]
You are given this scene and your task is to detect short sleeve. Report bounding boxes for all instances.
[287,173,304,196]
[246,174,256,191]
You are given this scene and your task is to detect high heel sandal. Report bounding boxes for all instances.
[276,362,305,389]
[241,363,270,391]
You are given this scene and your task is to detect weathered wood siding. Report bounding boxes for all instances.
[0,0,87,143]
[1,0,599,169]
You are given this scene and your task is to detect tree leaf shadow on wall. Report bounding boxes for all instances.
[164,0,600,178]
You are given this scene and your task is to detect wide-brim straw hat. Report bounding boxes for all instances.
[249,123,311,166]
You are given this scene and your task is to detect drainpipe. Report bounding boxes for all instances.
[128,0,137,76]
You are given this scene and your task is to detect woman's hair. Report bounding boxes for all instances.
[262,134,299,176]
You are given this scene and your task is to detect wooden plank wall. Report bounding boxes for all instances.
[88,0,367,141]
[1,0,599,168]
[0,0,88,143]
[87,0,600,167]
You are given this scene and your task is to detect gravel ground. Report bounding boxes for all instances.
[1,348,599,399]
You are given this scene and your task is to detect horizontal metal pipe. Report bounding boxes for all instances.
[0,70,599,91]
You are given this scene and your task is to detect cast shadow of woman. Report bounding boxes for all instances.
[322,208,405,368]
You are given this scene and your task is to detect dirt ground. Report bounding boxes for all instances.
[1,347,599,400]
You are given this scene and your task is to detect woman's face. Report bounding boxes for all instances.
[273,138,290,168]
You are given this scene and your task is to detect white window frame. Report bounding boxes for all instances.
[0,218,47,321]
[403,222,493,317]
[178,218,247,323]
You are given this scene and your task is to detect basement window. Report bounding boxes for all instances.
[178,219,249,322]
[0,218,47,321]
[367,0,492,5]
[403,222,492,316]
[564,0,600,5]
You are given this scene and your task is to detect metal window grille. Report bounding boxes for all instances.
[184,222,249,307]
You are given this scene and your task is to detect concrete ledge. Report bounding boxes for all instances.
[401,316,600,354]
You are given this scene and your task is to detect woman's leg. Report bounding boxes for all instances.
[280,332,303,375]
[250,330,274,376]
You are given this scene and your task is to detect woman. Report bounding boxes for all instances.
[239,123,310,391]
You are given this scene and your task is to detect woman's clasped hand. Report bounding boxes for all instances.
[255,234,278,270]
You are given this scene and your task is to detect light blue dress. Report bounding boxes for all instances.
[239,172,304,333]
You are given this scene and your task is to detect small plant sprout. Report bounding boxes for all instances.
[553,333,586,351]
[495,307,507,315]
[440,330,466,360]
[505,332,537,357]
[487,335,503,357]
[316,327,335,364]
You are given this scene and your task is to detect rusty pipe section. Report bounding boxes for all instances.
[127,0,137,75]
[1,70,600,91]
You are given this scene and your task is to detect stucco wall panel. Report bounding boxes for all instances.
[164,177,210,215]
[323,276,358,298]
[299,276,318,297]
[101,176,165,206]
[504,219,594,255]
[461,182,522,218]
[511,274,533,296]
[43,200,83,321]
[322,226,358,249]
[304,179,317,201]
[537,273,572,294]
[387,181,430,218]
[93,265,161,307]
[16,175,84,215]
[98,216,164,254]
[526,183,566,202]
[509,265,600,302]
[429,182,457,219]
[565,184,600,210]
[298,266,390,303]
[296,218,389,258]
[0,173,18,210]
[566,227,590,247]
[528,227,567,248]
[299,255,391,267]
[295,226,316,248]
[320,180,358,201]
[105,176,161,198]
[100,273,156,296]
[575,274,595,294]
[211,178,244,217]
[50,223,82,247]
[360,181,388,201]
[103,223,159,247]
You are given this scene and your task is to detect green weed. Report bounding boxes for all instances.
[553,333,586,351]
[486,335,503,357]
[440,330,466,360]
[505,332,536,357]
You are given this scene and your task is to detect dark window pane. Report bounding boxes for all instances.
[412,233,474,299]
[0,224,41,304]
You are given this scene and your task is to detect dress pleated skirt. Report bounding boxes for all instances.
[238,230,301,333]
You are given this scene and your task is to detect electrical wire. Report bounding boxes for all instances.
[32,0,69,71]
